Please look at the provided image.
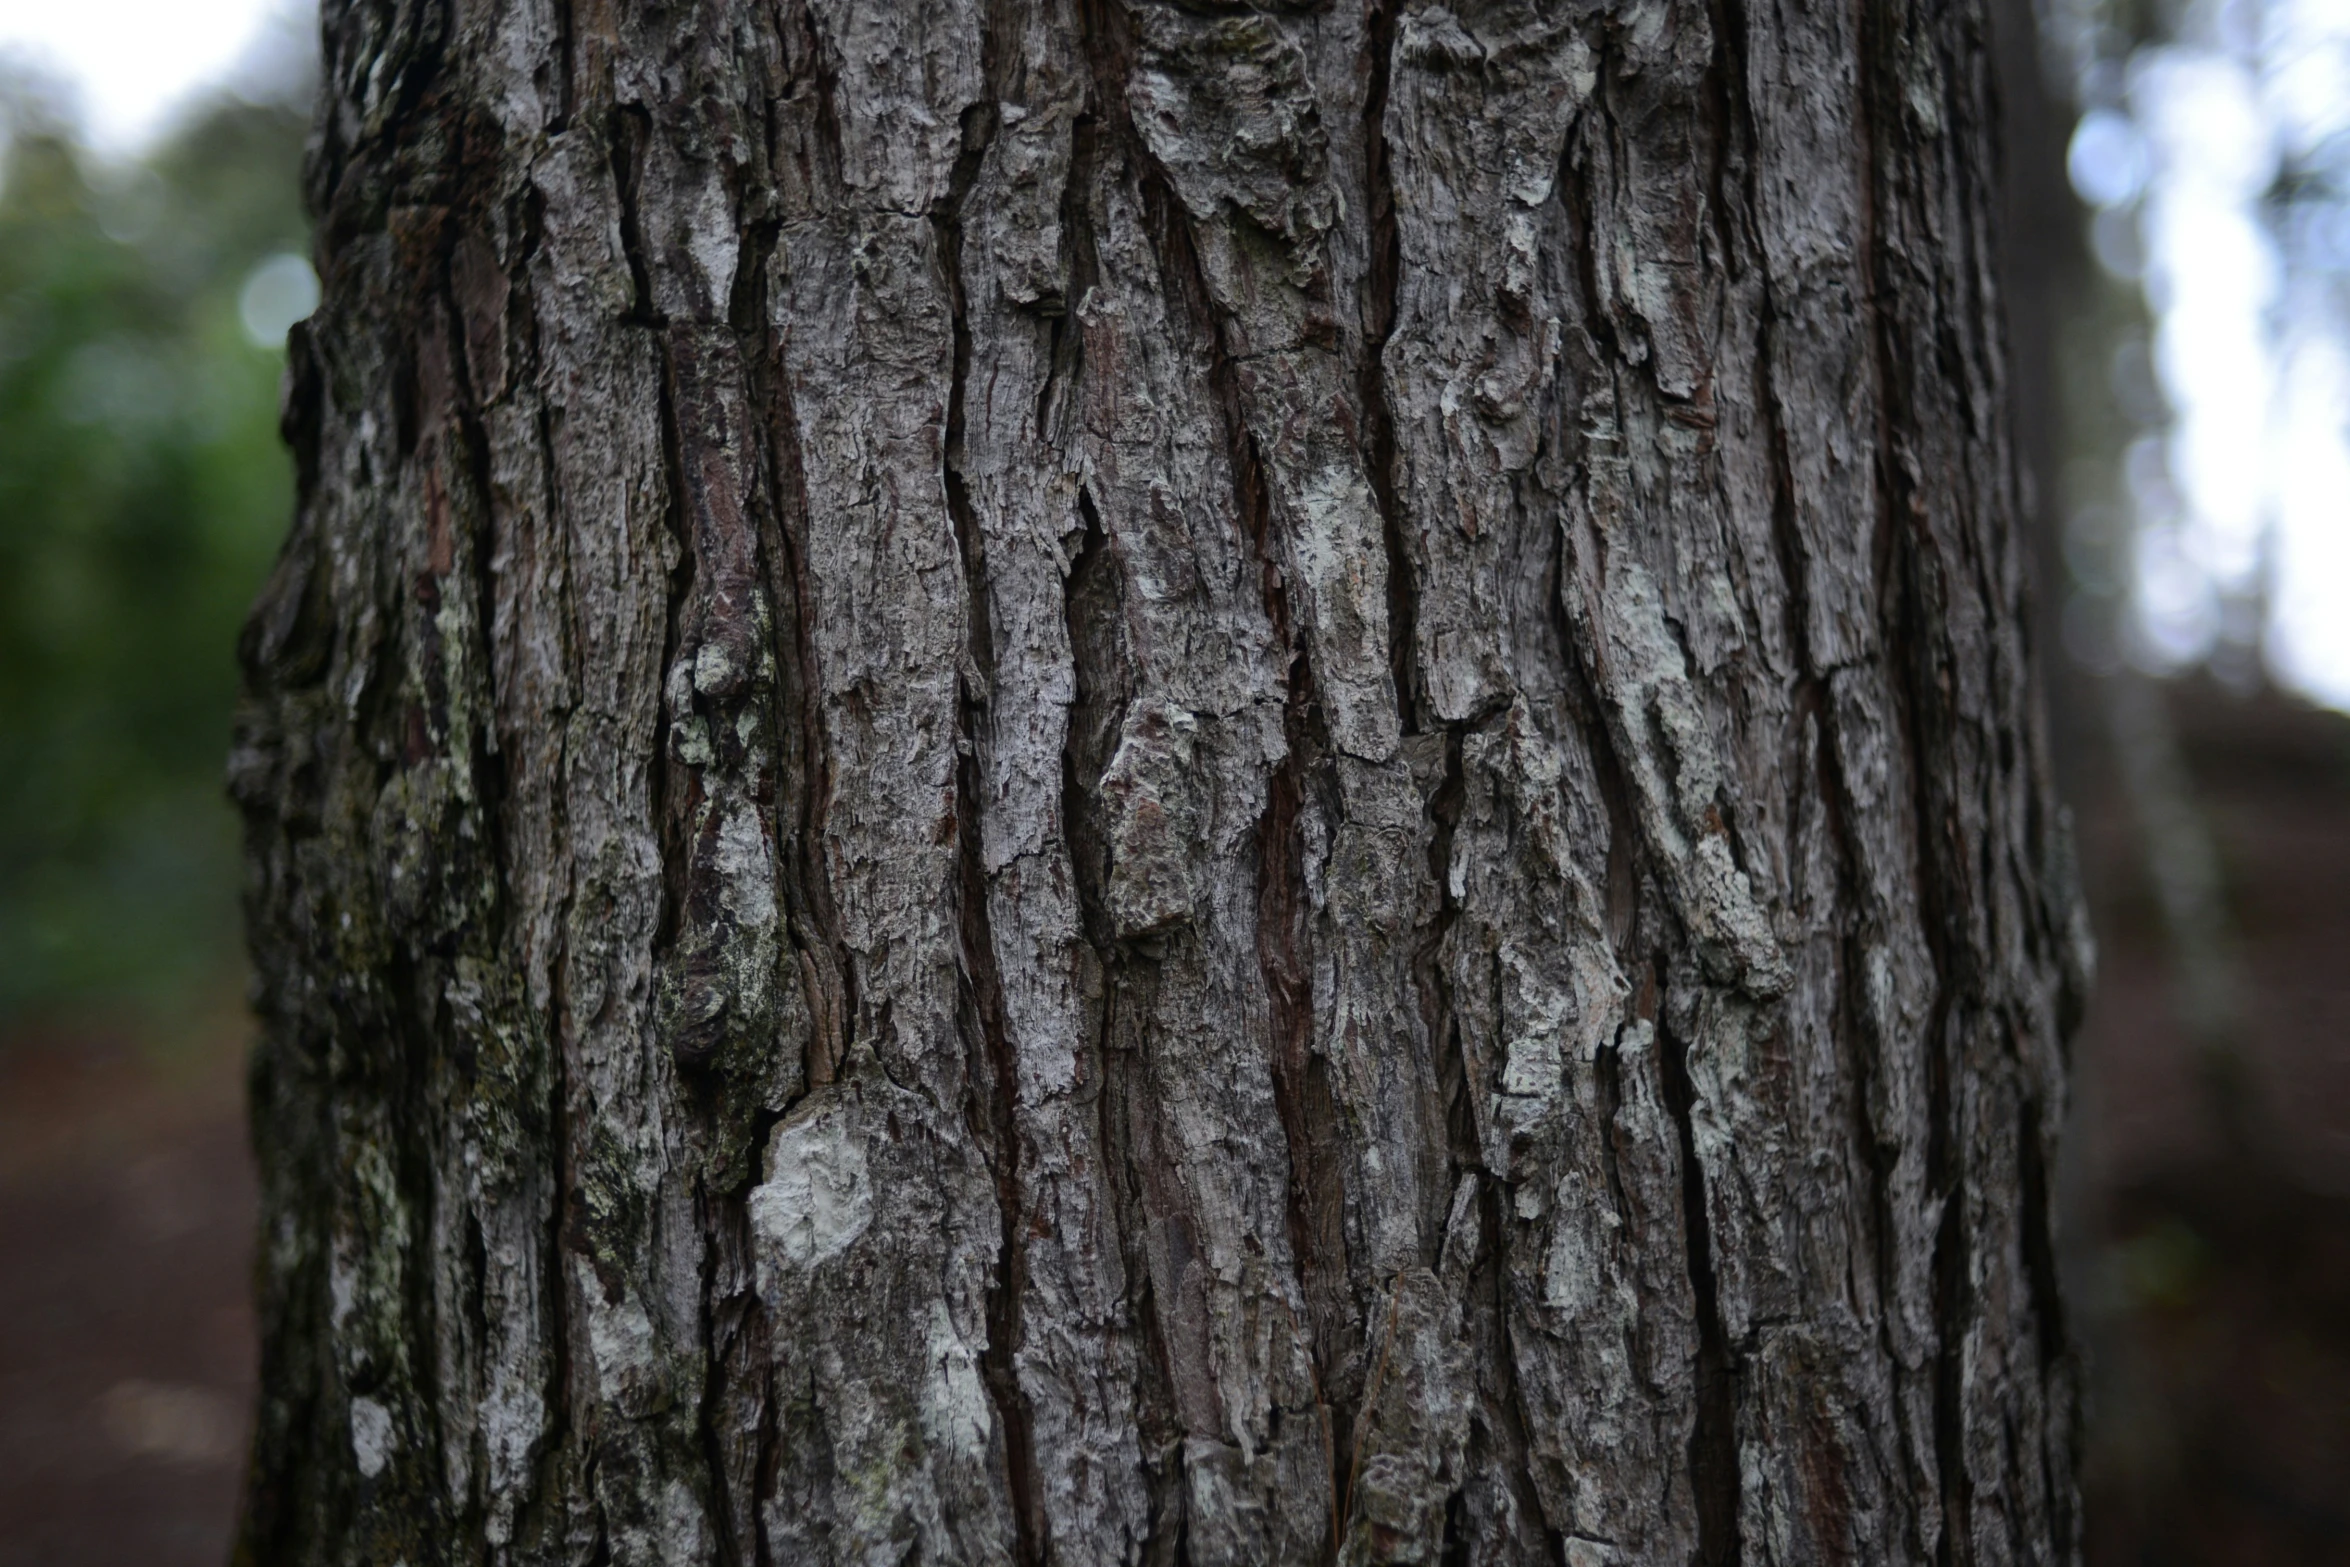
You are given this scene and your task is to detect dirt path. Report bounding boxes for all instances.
[0,1020,255,1567]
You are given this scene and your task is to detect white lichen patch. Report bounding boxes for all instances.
[1583,551,1790,997]
[1286,459,1399,763]
[1099,703,1201,936]
[350,1395,394,1479]
[584,1290,664,1416]
[712,804,778,927]
[919,1302,992,1462]
[686,176,739,312]
[750,1095,874,1286]
[692,637,741,697]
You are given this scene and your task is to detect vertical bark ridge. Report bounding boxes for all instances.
[438,241,539,1551]
[502,188,579,1566]
[694,155,830,1554]
[1848,0,1978,1548]
[1070,3,1348,1553]
[1061,483,1188,1558]
[1725,0,1938,1553]
[936,77,1048,1567]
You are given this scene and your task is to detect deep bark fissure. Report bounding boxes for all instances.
[443,279,535,1542]
[392,948,456,1539]
[1264,674,1358,1522]
[1655,967,1743,1567]
[1059,484,1196,1553]
[1060,486,1128,947]
[2015,1095,2064,1380]
[1418,726,1476,1190]
[1358,0,1415,736]
[1481,1201,1569,1566]
[1085,0,1360,1510]
[546,0,575,134]
[722,116,823,1132]
[1035,108,1099,446]
[1898,245,1977,1567]
[935,84,1047,1567]
[751,245,855,1091]
[1426,698,1555,1543]
[1559,53,1757,1558]
[645,334,696,950]
[609,108,659,328]
[520,375,579,1557]
[1701,0,1754,293]
[694,1209,745,1567]
[461,1207,495,1533]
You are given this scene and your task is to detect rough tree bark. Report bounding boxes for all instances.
[230,0,2093,1561]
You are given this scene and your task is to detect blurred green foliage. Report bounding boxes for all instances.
[0,82,309,1025]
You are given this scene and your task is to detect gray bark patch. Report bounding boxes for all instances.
[232,0,2084,1561]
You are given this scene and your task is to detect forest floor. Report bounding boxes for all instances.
[2072,679,2350,1565]
[0,679,2341,1565]
[0,996,254,1567]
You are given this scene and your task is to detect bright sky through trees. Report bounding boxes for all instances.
[2053,0,2350,712]
[0,0,293,154]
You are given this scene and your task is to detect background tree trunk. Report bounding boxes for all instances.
[231,0,2092,1560]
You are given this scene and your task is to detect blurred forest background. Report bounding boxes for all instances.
[0,25,311,1561]
[0,59,307,1026]
[0,1,2343,1563]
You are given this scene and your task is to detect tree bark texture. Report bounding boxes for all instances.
[231,0,2093,1561]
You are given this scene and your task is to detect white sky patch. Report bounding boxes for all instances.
[2268,335,2350,709]
[0,0,297,155]
[2077,0,2350,713]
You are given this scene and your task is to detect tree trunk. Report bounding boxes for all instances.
[231,0,2092,1561]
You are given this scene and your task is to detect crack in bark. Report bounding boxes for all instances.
[1484,1218,1570,1567]
[1556,57,1752,1559]
[440,272,540,1540]
[1035,105,1097,445]
[609,107,659,328]
[934,89,1047,1567]
[695,1210,745,1567]
[1418,727,1474,1194]
[547,0,575,134]
[1059,483,1197,1546]
[750,209,854,1091]
[1072,0,1355,1532]
[645,329,694,957]
[2015,1096,2064,1394]
[1359,0,1416,738]
[1139,71,1355,1521]
[723,85,819,1567]
[1655,969,1744,1567]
